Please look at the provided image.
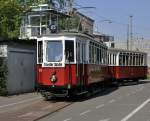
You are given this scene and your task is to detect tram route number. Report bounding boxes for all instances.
[44,63,62,67]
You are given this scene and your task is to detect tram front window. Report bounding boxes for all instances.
[47,41,63,62]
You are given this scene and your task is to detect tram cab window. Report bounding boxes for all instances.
[38,41,43,63]
[65,40,74,62]
[47,41,63,62]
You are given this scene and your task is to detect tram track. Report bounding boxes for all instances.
[34,101,74,121]
[0,94,74,121]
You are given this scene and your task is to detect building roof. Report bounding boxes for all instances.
[27,9,70,18]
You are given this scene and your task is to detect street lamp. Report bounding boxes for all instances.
[95,19,112,33]
[75,7,96,10]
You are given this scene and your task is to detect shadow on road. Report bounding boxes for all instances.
[119,80,150,87]
[45,80,150,103]
[45,86,118,103]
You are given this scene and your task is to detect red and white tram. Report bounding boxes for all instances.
[108,48,147,83]
[37,33,109,99]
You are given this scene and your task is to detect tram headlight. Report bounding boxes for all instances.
[50,75,57,83]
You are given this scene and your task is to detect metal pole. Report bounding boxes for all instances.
[130,15,133,50]
[127,23,129,50]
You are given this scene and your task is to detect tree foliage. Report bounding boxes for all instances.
[0,57,8,96]
[0,0,47,39]
[0,0,23,39]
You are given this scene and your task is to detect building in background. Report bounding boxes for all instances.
[73,9,94,35]
[93,32,115,48]
[20,3,95,39]
[20,3,70,39]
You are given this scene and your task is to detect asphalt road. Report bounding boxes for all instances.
[0,80,150,121]
[38,80,150,121]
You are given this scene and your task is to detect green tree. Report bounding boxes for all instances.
[0,0,23,39]
[0,0,46,39]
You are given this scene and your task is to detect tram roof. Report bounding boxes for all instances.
[108,48,147,54]
[37,32,94,40]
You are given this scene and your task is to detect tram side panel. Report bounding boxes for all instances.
[87,64,108,84]
[114,66,147,80]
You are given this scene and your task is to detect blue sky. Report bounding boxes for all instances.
[75,0,150,41]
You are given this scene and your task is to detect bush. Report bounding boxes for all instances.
[0,57,8,95]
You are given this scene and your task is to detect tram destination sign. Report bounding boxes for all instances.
[43,62,63,67]
[0,45,7,57]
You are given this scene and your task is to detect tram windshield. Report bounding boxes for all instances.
[46,41,63,62]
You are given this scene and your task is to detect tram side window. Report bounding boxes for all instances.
[141,55,144,66]
[100,47,102,64]
[139,55,141,66]
[126,54,129,66]
[104,48,107,64]
[113,54,116,65]
[136,54,138,65]
[89,43,92,63]
[82,43,86,63]
[92,43,94,63]
[102,47,104,64]
[94,43,97,64]
[77,42,80,62]
[133,55,136,65]
[122,54,126,66]
[108,53,110,65]
[97,47,99,64]
[144,54,147,66]
[38,41,43,63]
[119,54,123,65]
[65,40,74,62]
[130,54,133,65]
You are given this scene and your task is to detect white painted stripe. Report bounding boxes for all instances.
[18,112,33,118]
[96,104,105,109]
[99,118,110,121]
[121,98,150,121]
[137,87,144,92]
[108,99,115,103]
[63,118,72,121]
[117,96,122,100]
[80,110,91,116]
[0,97,42,109]
[131,91,136,94]
[126,93,130,96]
